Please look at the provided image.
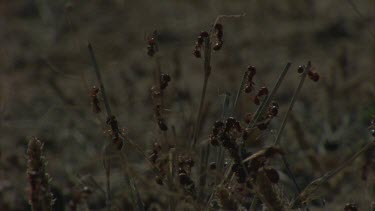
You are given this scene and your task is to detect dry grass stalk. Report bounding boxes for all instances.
[247,62,292,129]
[206,63,291,209]
[272,62,314,196]
[191,31,212,148]
[290,140,375,209]
[27,137,54,211]
[274,61,311,146]
[88,43,113,211]
[253,169,286,211]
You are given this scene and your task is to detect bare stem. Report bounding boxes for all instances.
[192,37,211,148]
[273,62,312,196]
[274,62,310,145]
[102,145,111,211]
[88,43,113,211]
[88,43,112,117]
[325,140,375,180]
[291,140,375,209]
[248,62,292,129]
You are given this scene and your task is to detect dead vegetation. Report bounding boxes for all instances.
[1,1,375,211]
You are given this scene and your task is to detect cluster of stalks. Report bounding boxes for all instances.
[25,15,375,211]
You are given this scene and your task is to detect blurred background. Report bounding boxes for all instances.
[0,0,374,210]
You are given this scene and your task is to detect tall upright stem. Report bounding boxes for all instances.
[191,36,211,148]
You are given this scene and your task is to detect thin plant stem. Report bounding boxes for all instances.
[193,35,212,204]
[324,141,374,180]
[88,43,112,117]
[88,43,113,211]
[282,155,301,193]
[102,145,111,211]
[248,62,292,129]
[273,61,311,196]
[192,37,211,148]
[274,62,310,146]
[291,140,375,209]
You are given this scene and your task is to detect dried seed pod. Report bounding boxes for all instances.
[213,41,223,51]
[244,113,253,124]
[214,120,224,129]
[245,85,253,93]
[147,37,156,57]
[213,23,224,51]
[113,137,123,150]
[200,31,209,37]
[90,86,101,113]
[258,86,269,96]
[160,73,171,90]
[248,65,256,75]
[106,115,119,134]
[210,136,220,146]
[158,119,168,131]
[149,142,161,164]
[244,66,256,94]
[225,117,236,129]
[214,23,223,32]
[308,71,320,82]
[197,36,203,45]
[297,65,304,73]
[299,64,320,82]
[344,203,358,211]
[253,86,269,105]
[179,172,191,185]
[193,31,209,58]
[193,49,201,58]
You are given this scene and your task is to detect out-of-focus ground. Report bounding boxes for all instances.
[0,0,375,210]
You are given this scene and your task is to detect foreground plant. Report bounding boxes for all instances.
[27,137,54,211]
